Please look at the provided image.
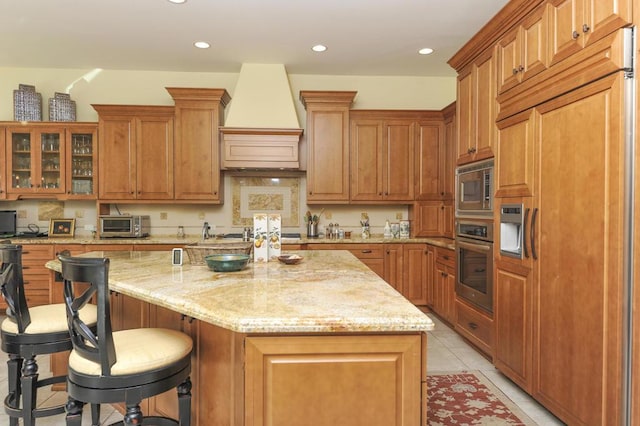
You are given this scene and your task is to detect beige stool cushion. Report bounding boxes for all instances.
[1,303,97,335]
[69,328,192,376]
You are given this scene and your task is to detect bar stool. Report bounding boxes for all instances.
[0,244,99,426]
[58,254,193,426]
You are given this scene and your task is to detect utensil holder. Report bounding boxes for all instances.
[307,222,318,238]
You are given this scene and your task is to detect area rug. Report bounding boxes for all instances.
[427,371,536,425]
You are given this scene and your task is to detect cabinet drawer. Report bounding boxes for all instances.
[455,299,493,356]
[307,244,383,259]
[21,244,55,259]
[436,248,455,268]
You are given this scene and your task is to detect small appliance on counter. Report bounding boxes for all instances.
[0,210,17,238]
[99,215,150,238]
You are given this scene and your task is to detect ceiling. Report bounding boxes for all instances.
[1,0,509,77]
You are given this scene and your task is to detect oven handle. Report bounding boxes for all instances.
[456,238,493,252]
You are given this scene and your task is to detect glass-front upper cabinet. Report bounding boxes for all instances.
[2,123,97,199]
[7,127,65,195]
[66,124,97,199]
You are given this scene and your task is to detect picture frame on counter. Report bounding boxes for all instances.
[49,218,75,237]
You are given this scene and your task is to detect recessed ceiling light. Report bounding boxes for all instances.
[418,47,434,55]
[194,41,210,49]
[168,0,187,4]
[312,45,327,52]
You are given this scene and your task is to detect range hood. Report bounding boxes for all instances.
[221,64,303,170]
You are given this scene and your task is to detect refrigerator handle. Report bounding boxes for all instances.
[530,208,538,260]
[523,208,530,259]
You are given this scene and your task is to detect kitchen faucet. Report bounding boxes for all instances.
[202,222,211,240]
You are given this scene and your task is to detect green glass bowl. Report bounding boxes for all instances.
[204,253,251,272]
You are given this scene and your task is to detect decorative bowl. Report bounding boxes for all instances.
[204,253,251,272]
[278,254,304,265]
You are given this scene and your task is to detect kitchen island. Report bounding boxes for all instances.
[46,249,434,426]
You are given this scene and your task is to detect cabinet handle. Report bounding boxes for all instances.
[440,191,444,196]
[309,191,313,195]
[518,65,524,72]
[443,255,449,260]
[572,30,580,39]
[22,266,30,270]
[582,24,590,33]
[468,322,478,330]
[361,250,372,254]
[440,205,444,210]
[386,250,390,254]
[531,207,538,260]
[523,208,530,258]
[512,67,519,75]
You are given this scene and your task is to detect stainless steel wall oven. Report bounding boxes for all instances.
[455,219,493,313]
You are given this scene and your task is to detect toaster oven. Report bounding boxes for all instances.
[99,215,150,238]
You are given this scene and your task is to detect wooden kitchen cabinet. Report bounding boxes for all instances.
[455,298,493,357]
[383,244,402,293]
[5,125,65,197]
[432,247,455,324]
[495,109,536,198]
[409,200,454,239]
[493,257,532,393]
[496,3,549,94]
[244,334,423,426]
[3,123,98,200]
[94,105,174,201]
[402,244,432,306]
[300,91,356,204]
[548,0,632,66]
[167,88,230,202]
[456,48,496,165]
[20,244,54,308]
[350,114,415,202]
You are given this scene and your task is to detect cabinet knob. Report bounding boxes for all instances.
[572,30,580,39]
[468,322,478,330]
[518,65,524,72]
[582,24,590,33]
[440,191,444,196]
[309,191,313,195]
[512,68,519,75]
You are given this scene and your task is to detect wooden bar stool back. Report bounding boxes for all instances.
[59,254,192,426]
[0,243,99,426]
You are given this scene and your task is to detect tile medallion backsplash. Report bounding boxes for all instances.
[232,177,300,227]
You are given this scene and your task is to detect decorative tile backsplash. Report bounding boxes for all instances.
[231,176,300,227]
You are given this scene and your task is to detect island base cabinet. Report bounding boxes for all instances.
[244,334,425,426]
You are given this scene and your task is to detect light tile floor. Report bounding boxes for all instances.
[425,312,566,425]
[0,313,565,425]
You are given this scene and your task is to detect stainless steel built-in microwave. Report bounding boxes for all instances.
[99,215,150,238]
[456,159,493,217]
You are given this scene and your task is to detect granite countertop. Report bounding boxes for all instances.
[12,234,456,250]
[46,250,434,334]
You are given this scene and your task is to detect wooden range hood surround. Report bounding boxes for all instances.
[220,126,303,170]
[220,64,303,170]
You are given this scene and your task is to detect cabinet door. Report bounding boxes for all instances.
[98,115,136,199]
[414,122,444,200]
[350,119,383,201]
[136,115,174,200]
[495,109,537,198]
[307,109,351,202]
[584,0,632,48]
[433,262,455,323]
[148,305,186,418]
[66,125,97,199]
[383,244,403,293]
[520,5,549,82]
[7,127,65,195]
[403,244,430,306]
[245,335,424,426]
[473,50,496,161]
[456,67,474,164]
[173,106,222,201]
[497,27,521,93]
[533,74,625,424]
[494,259,532,393]
[441,109,456,200]
[383,121,415,201]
